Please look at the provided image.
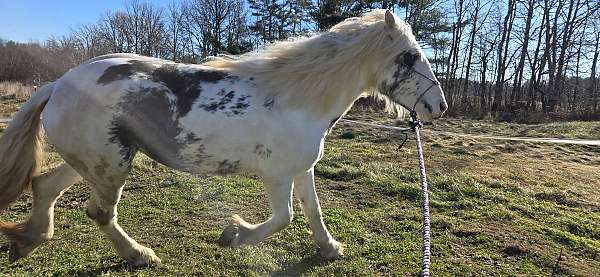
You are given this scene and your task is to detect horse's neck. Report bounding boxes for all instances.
[307,60,377,124]
[324,87,364,119]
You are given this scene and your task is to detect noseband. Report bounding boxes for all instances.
[409,68,440,112]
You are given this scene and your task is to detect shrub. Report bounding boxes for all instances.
[0,81,34,100]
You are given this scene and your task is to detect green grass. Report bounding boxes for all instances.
[1,110,600,276]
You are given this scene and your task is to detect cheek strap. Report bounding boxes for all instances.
[410,68,440,111]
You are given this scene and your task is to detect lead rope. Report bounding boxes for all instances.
[408,110,431,277]
[346,109,432,275]
[405,65,439,277]
[389,59,438,275]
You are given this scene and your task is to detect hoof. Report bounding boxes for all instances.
[8,241,28,263]
[319,240,344,260]
[218,214,243,247]
[0,222,46,263]
[5,238,39,263]
[126,246,161,267]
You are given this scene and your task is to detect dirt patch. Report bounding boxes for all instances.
[502,244,529,256]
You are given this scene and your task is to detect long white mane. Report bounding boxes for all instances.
[204,10,418,115]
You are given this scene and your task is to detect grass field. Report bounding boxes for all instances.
[0,102,599,276]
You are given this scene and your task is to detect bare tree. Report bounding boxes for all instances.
[1,0,598,119]
[509,0,536,110]
[444,0,467,108]
[491,0,516,112]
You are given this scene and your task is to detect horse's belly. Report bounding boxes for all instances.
[174,108,325,178]
[171,113,268,175]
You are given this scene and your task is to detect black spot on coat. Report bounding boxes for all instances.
[185,132,202,143]
[98,59,229,118]
[198,90,236,113]
[198,90,250,116]
[422,100,433,113]
[96,60,155,85]
[263,98,275,109]
[228,95,251,116]
[151,64,227,118]
[254,144,272,159]
[216,160,240,174]
[379,52,413,97]
[108,87,183,167]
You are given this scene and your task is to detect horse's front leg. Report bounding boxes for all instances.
[219,176,294,246]
[293,168,343,259]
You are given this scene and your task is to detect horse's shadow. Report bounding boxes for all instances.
[64,261,137,276]
[272,254,332,276]
[65,254,331,276]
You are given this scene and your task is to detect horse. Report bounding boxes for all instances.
[0,10,447,266]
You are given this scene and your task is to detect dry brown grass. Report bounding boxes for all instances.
[0,81,33,100]
[0,81,33,118]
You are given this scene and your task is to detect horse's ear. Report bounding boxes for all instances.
[385,10,395,28]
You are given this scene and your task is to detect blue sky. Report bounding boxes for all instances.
[0,0,167,43]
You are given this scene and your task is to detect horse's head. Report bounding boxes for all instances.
[375,10,447,121]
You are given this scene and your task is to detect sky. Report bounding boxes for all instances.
[0,0,167,43]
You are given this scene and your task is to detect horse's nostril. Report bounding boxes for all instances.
[440,101,448,112]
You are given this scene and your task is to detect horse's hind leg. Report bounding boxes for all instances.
[0,163,81,262]
[85,162,161,266]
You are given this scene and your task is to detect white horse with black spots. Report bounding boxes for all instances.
[0,10,446,266]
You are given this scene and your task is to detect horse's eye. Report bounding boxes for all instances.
[403,52,419,67]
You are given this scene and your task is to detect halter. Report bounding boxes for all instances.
[409,67,440,112]
[392,52,441,114]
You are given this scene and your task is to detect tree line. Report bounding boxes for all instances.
[0,0,598,120]
[439,0,600,119]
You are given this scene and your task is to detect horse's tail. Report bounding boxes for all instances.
[0,83,53,211]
